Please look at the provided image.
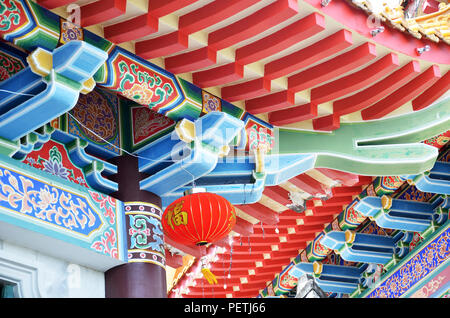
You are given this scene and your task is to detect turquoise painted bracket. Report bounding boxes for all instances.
[291,262,367,294]
[0,41,107,141]
[401,160,450,195]
[355,194,449,233]
[159,153,317,208]
[138,112,244,196]
[276,98,450,176]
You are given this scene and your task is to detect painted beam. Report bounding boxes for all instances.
[320,230,395,264]
[361,65,442,120]
[277,97,450,176]
[263,186,291,207]
[412,70,450,111]
[310,53,400,105]
[268,103,318,126]
[333,61,421,117]
[138,112,244,196]
[221,78,271,103]
[245,90,296,115]
[148,0,200,18]
[238,203,280,225]
[190,12,325,85]
[315,168,359,186]
[180,0,261,35]
[104,0,201,43]
[302,0,450,64]
[233,216,254,236]
[355,196,436,232]
[291,262,365,294]
[312,114,340,131]
[208,0,299,51]
[192,62,244,88]
[37,0,77,9]
[165,47,217,75]
[236,12,325,65]
[80,0,127,27]
[264,29,353,80]
[0,41,107,141]
[104,13,158,44]
[135,32,189,60]
[287,42,377,93]
[288,173,328,197]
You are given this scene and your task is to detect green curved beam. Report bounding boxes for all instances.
[276,97,450,176]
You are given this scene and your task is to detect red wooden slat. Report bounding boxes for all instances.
[221,77,271,102]
[104,13,158,43]
[412,70,450,111]
[264,29,353,80]
[310,53,400,104]
[312,114,340,131]
[232,216,254,236]
[333,60,422,116]
[245,90,295,115]
[288,42,377,93]
[80,0,127,27]
[238,203,279,225]
[235,12,326,65]
[148,0,200,18]
[37,0,78,9]
[208,0,299,51]
[178,0,262,35]
[361,65,441,120]
[192,62,244,88]
[263,186,291,206]
[288,174,328,196]
[165,47,217,74]
[135,31,189,60]
[315,168,359,186]
[268,103,318,126]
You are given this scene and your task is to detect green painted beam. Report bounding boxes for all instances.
[276,97,450,176]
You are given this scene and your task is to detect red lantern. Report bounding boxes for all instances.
[162,192,236,246]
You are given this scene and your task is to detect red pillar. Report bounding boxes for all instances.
[105,155,167,298]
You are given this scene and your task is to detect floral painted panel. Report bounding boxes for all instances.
[0,161,124,260]
[366,224,449,298]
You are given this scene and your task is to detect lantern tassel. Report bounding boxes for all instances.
[201,268,218,285]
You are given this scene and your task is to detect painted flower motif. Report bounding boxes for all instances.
[122,83,154,105]
[37,186,58,210]
[414,261,423,275]
[42,159,70,180]
[389,281,397,293]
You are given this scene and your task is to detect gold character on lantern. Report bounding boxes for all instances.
[165,201,188,230]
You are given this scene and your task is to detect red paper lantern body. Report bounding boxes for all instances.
[162,192,236,246]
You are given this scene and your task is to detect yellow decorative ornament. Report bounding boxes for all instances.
[201,267,218,285]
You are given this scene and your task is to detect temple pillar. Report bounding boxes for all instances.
[105,155,167,298]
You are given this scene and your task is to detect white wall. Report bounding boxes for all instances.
[0,239,105,298]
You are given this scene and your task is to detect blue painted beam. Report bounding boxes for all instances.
[321,231,395,264]
[0,41,107,141]
[291,262,366,294]
[138,111,245,196]
[401,160,450,195]
[355,196,435,232]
